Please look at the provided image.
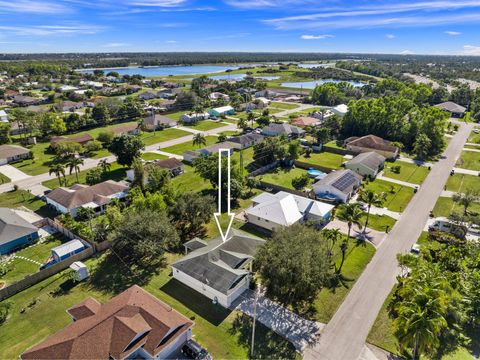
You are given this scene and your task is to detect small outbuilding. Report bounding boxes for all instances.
[51,239,86,262]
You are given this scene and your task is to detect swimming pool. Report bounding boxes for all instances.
[307,168,326,179]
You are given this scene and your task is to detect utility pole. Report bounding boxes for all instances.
[240,148,244,173]
[250,288,258,357]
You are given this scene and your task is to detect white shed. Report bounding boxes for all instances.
[69,261,89,281]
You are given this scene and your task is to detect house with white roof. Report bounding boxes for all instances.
[208,105,235,117]
[180,112,210,124]
[312,169,362,203]
[245,191,335,231]
[0,109,8,122]
[332,104,348,117]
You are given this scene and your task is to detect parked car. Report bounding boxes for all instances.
[410,243,421,254]
[182,340,212,360]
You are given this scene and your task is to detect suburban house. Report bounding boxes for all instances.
[56,101,84,113]
[13,95,43,106]
[127,158,184,181]
[345,135,399,160]
[21,285,194,360]
[0,144,31,165]
[262,123,306,138]
[172,230,265,308]
[4,89,20,99]
[209,92,230,101]
[245,191,335,231]
[227,133,264,149]
[254,97,270,108]
[111,123,141,136]
[254,89,277,98]
[51,134,94,146]
[313,169,363,203]
[45,180,129,217]
[0,208,39,254]
[291,116,322,128]
[332,104,349,117]
[345,152,386,178]
[208,105,235,117]
[434,101,466,118]
[143,114,178,130]
[138,91,159,100]
[183,142,235,163]
[180,112,210,124]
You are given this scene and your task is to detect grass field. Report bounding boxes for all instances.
[160,136,218,155]
[382,161,430,184]
[170,164,211,193]
[314,238,376,323]
[0,172,9,183]
[433,197,480,217]
[182,120,228,132]
[446,173,480,193]
[468,130,480,144]
[269,101,300,110]
[298,151,345,170]
[259,167,312,190]
[361,214,397,232]
[0,252,297,359]
[363,179,415,213]
[456,151,480,171]
[0,189,55,218]
[139,128,191,146]
[141,152,168,161]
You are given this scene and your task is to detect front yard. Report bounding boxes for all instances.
[362,179,415,213]
[160,136,218,155]
[182,120,229,132]
[0,190,55,218]
[139,128,191,146]
[446,173,480,193]
[433,196,480,217]
[0,251,297,359]
[382,161,430,184]
[456,151,480,171]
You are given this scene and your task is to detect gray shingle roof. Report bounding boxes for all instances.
[346,152,385,172]
[0,208,38,245]
[0,144,30,159]
[172,229,264,295]
[229,133,264,145]
[435,101,466,114]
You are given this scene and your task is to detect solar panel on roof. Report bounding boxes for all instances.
[332,172,357,191]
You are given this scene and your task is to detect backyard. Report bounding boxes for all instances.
[160,135,218,155]
[298,151,346,170]
[382,161,430,184]
[0,190,55,218]
[259,167,313,190]
[363,179,415,213]
[139,128,191,146]
[182,120,229,132]
[0,251,297,359]
[456,151,480,171]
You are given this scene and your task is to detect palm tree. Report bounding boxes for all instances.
[338,239,349,273]
[66,156,84,183]
[358,190,385,231]
[336,203,364,240]
[238,118,248,132]
[247,112,256,127]
[49,163,66,186]
[192,133,207,148]
[452,188,479,215]
[97,159,111,175]
[323,228,342,257]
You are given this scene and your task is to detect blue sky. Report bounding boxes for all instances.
[0,0,480,54]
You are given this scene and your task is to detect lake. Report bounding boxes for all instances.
[297,63,335,68]
[281,79,366,89]
[78,65,239,77]
[208,74,280,81]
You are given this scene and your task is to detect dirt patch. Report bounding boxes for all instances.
[0,280,7,289]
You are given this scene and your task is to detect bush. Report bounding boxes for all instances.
[97,130,115,147]
[292,173,309,190]
[0,301,12,325]
[83,140,102,154]
[391,165,401,174]
[85,167,103,185]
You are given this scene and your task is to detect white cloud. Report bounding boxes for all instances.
[224,0,316,9]
[445,31,461,35]
[166,40,177,43]
[400,49,414,55]
[128,0,186,6]
[301,34,334,40]
[462,45,480,55]
[0,0,67,13]
[104,42,129,47]
[386,34,395,39]
[0,24,103,36]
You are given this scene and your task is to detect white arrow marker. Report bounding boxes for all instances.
[213,148,235,242]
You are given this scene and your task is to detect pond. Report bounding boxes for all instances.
[77,65,239,77]
[297,63,335,68]
[281,79,366,89]
[208,74,280,81]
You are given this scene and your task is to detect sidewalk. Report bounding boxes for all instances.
[453,167,479,176]
[377,173,418,188]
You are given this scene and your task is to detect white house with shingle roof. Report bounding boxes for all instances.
[345,152,386,178]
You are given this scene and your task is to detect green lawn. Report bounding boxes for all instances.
[298,151,345,170]
[314,239,376,323]
[446,173,480,193]
[361,214,397,232]
[382,161,430,184]
[161,136,218,155]
[141,152,168,161]
[433,197,480,217]
[367,288,398,354]
[12,142,54,176]
[468,130,480,144]
[170,164,211,193]
[42,162,126,189]
[0,172,9,184]
[164,110,187,121]
[182,120,228,132]
[456,151,480,171]
[0,252,297,359]
[323,140,344,150]
[269,101,300,110]
[363,179,415,213]
[259,167,312,190]
[0,189,56,218]
[0,233,69,285]
[139,128,191,146]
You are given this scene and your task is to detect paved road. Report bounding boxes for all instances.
[274,103,319,118]
[0,123,236,194]
[304,122,474,360]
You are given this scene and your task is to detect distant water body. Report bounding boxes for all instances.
[208,74,280,81]
[78,65,239,77]
[281,79,366,89]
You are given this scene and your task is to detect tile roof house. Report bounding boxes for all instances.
[345,152,386,178]
[51,134,94,146]
[434,101,466,118]
[126,158,184,181]
[261,123,306,138]
[245,191,334,231]
[111,123,140,136]
[45,180,129,218]
[291,116,322,128]
[0,144,31,165]
[0,208,39,254]
[143,114,178,131]
[312,169,362,203]
[345,134,399,160]
[172,230,265,308]
[21,285,194,360]
[183,142,235,164]
[227,133,264,149]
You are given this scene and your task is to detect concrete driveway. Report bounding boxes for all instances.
[0,165,30,181]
